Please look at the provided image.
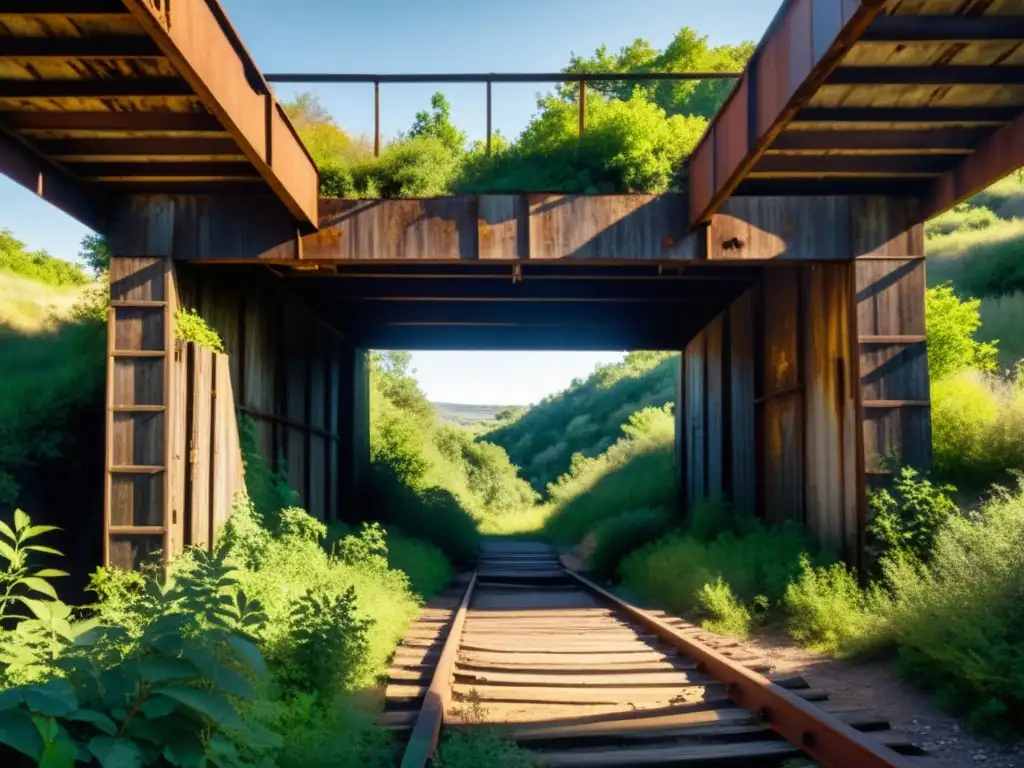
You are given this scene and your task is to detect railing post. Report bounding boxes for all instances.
[486,79,493,156]
[374,80,381,157]
[578,79,586,138]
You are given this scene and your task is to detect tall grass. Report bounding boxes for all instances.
[978,292,1024,370]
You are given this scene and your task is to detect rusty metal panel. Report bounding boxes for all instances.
[729,289,757,516]
[378,198,479,259]
[803,264,858,560]
[713,79,749,200]
[689,132,716,226]
[478,195,528,259]
[786,0,814,102]
[813,0,844,61]
[528,194,699,260]
[709,197,852,260]
[685,331,706,508]
[705,314,725,498]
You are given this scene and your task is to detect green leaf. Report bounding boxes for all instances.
[139,656,199,683]
[14,509,29,532]
[39,732,78,768]
[161,731,206,768]
[21,576,58,600]
[138,694,176,720]
[18,596,52,621]
[0,539,17,563]
[225,636,266,677]
[35,569,69,579]
[89,736,143,768]
[23,681,78,717]
[0,709,44,761]
[149,685,243,730]
[66,708,118,736]
[24,545,63,556]
[0,519,15,541]
[22,525,61,541]
[209,666,254,700]
[207,732,238,761]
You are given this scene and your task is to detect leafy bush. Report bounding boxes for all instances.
[931,370,1024,487]
[175,307,225,353]
[435,730,536,768]
[588,506,673,577]
[697,578,753,637]
[867,466,958,565]
[0,230,89,287]
[925,203,999,239]
[619,518,812,626]
[927,218,1024,299]
[784,556,887,656]
[926,284,998,381]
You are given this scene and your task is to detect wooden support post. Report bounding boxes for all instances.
[486,79,493,156]
[105,257,179,569]
[578,79,586,138]
[374,80,381,157]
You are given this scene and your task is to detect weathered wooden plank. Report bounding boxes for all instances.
[803,263,858,560]
[211,353,243,534]
[188,345,214,549]
[705,314,725,498]
[709,196,852,260]
[728,289,757,516]
[685,331,706,508]
[761,268,803,525]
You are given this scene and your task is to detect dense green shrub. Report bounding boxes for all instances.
[0,230,89,287]
[931,371,1024,487]
[697,578,756,638]
[588,506,673,577]
[925,203,999,239]
[926,284,998,381]
[867,466,959,565]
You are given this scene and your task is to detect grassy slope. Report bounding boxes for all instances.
[0,270,91,332]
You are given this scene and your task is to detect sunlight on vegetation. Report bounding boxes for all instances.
[288,29,752,197]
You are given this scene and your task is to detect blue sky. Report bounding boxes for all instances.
[1,0,779,405]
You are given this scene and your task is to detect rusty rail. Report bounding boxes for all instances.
[400,571,478,768]
[263,70,741,157]
[564,568,917,768]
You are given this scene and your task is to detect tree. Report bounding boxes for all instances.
[78,233,110,275]
[408,93,467,153]
[283,92,361,168]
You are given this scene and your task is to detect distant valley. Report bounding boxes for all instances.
[432,402,524,427]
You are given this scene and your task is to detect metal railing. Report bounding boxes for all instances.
[263,71,742,157]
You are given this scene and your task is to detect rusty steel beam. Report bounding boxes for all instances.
[687,0,887,227]
[0,111,225,133]
[770,128,988,153]
[0,36,162,58]
[0,78,190,98]
[121,0,319,229]
[565,569,917,768]
[265,71,739,84]
[923,111,1024,220]
[0,0,127,13]
[752,154,955,176]
[0,125,107,230]
[401,573,477,768]
[861,15,1024,42]
[794,106,1019,124]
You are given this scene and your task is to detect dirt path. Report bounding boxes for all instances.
[714,629,1024,767]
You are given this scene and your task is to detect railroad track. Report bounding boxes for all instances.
[384,541,927,767]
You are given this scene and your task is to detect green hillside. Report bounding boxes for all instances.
[432,402,524,427]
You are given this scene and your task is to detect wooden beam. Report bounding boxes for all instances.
[0,78,192,99]
[861,15,1024,42]
[1,111,224,133]
[0,37,162,59]
[0,0,127,14]
[794,106,1020,124]
[121,0,319,229]
[752,154,954,176]
[924,110,1024,219]
[0,125,106,230]
[828,66,1024,86]
[770,127,989,154]
[687,0,887,226]
[68,161,261,180]
[41,137,244,162]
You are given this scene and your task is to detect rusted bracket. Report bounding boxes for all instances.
[401,572,478,768]
[563,568,917,768]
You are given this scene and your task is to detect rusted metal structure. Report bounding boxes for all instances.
[1,1,1023,570]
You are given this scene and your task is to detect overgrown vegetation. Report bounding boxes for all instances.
[0,230,90,287]
[290,29,752,198]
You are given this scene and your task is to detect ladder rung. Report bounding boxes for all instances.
[109,465,166,475]
[111,300,168,309]
[112,405,166,413]
[109,526,165,536]
[112,350,165,358]
[859,335,926,344]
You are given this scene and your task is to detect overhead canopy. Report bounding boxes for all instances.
[690,0,1024,225]
[0,0,319,232]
